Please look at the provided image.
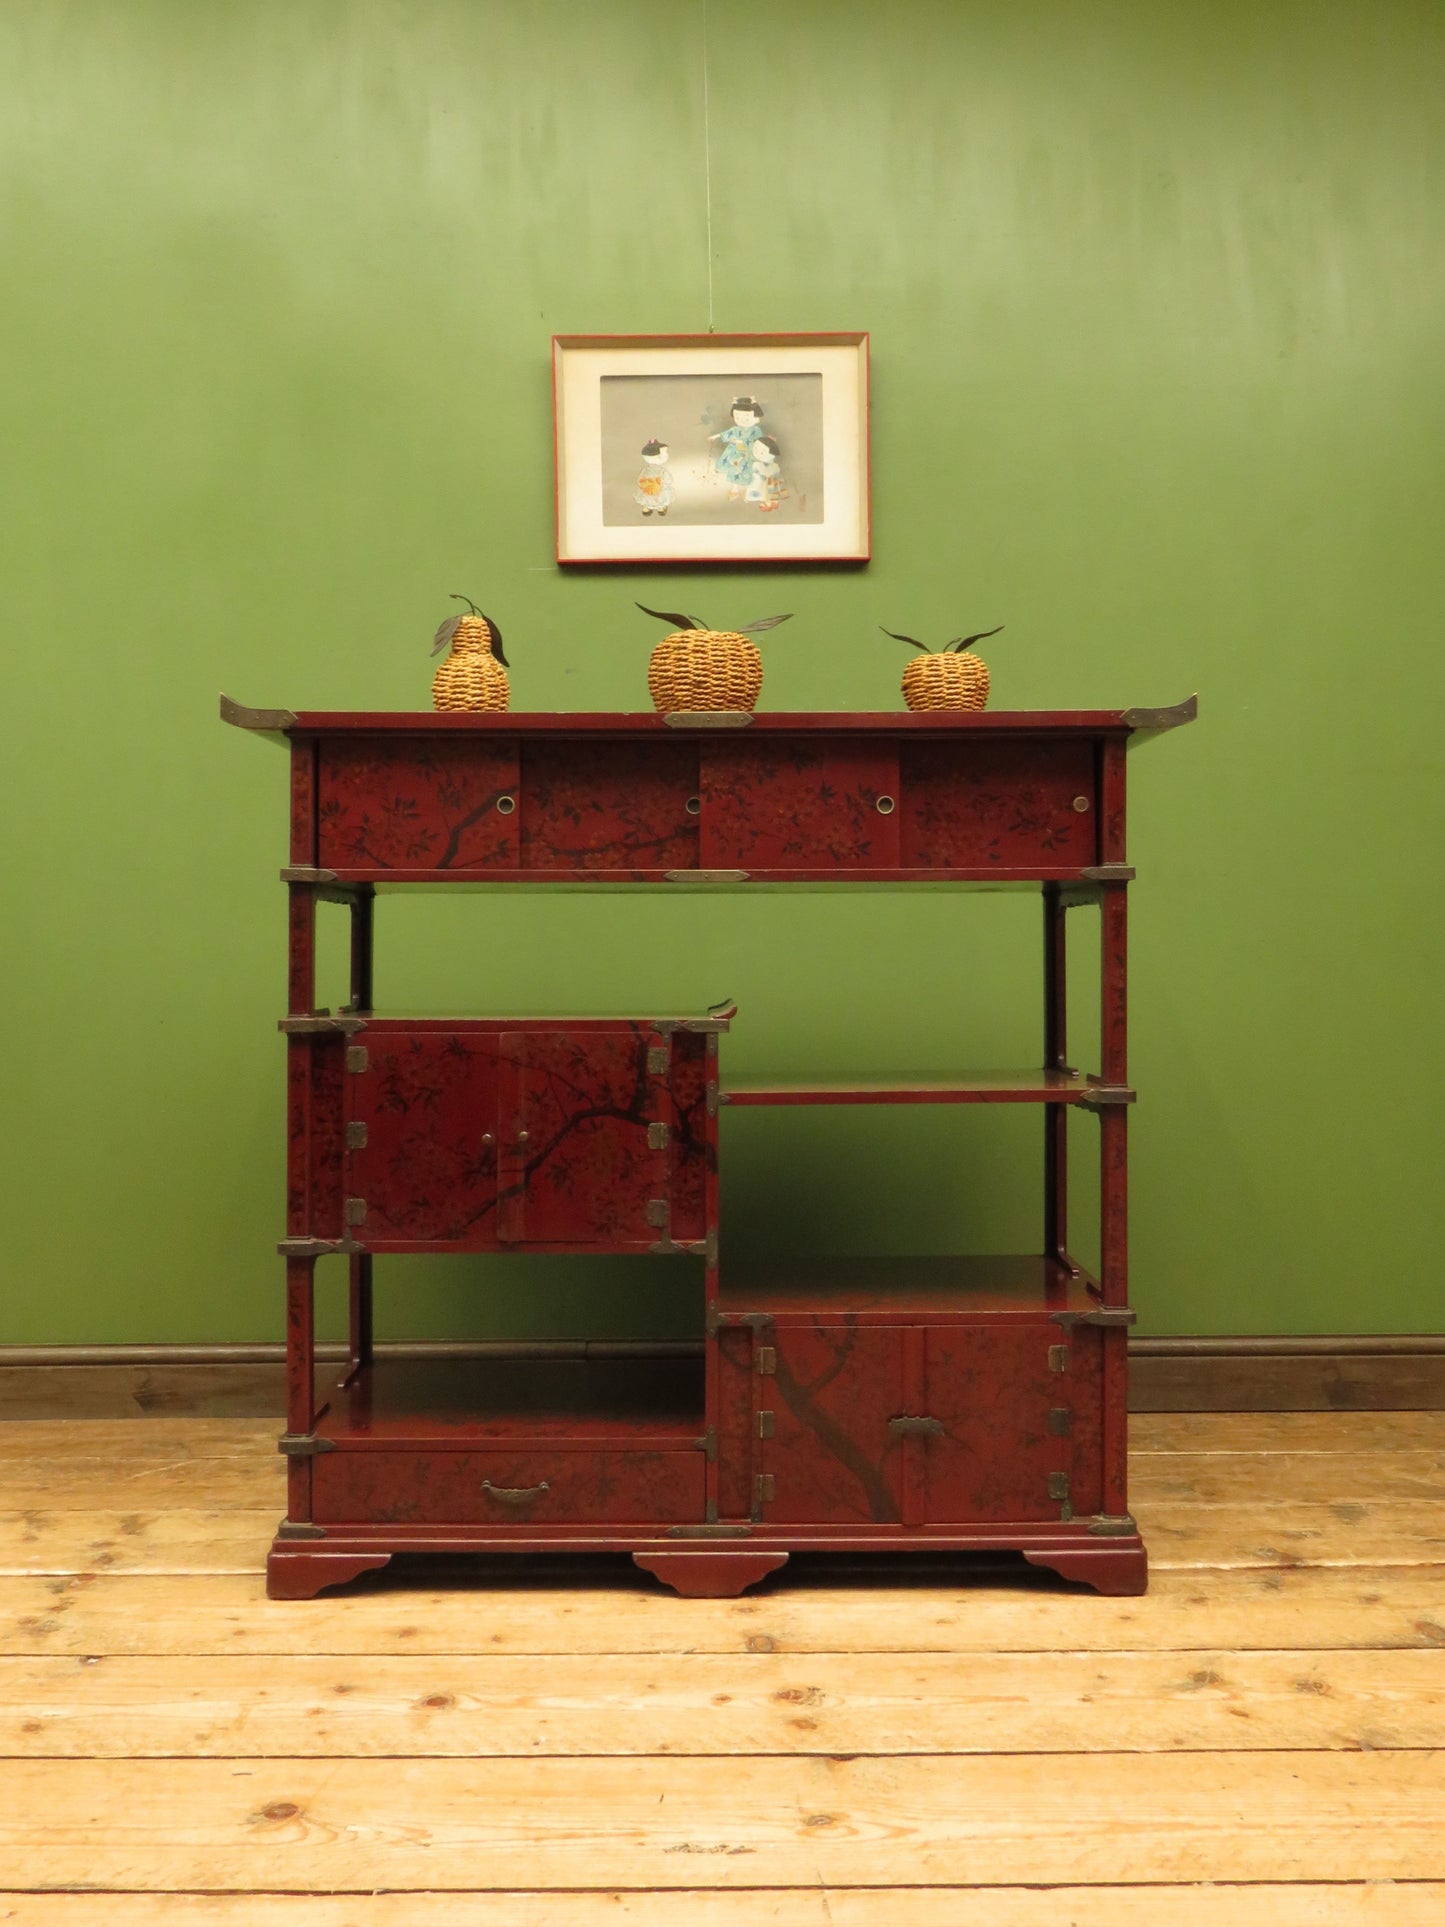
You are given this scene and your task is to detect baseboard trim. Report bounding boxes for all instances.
[1,1337,1443,1420]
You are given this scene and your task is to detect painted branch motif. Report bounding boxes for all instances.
[702,742,898,869]
[900,742,1097,867]
[768,1322,902,1524]
[504,1029,662,1244]
[666,1034,710,1242]
[317,740,519,870]
[520,742,698,871]
[344,1026,696,1249]
[287,1037,345,1237]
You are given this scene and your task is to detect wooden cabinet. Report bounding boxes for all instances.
[325,1020,712,1252]
[226,696,1193,1599]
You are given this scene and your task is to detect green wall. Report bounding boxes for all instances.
[4,0,1442,1345]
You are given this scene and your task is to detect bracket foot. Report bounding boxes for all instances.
[1022,1538,1148,1595]
[266,1547,392,1600]
[632,1550,788,1598]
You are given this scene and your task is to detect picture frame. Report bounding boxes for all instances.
[552,331,870,565]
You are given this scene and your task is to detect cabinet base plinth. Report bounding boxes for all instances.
[266,1547,393,1599]
[260,1523,1148,1600]
[632,1551,789,1597]
[1023,1536,1148,1595]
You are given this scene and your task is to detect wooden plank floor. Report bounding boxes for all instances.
[0,1413,1442,1922]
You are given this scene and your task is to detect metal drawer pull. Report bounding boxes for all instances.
[496,795,516,815]
[875,794,896,815]
[888,1415,945,1438]
[481,1478,551,1505]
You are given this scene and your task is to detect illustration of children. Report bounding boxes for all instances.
[708,397,764,499]
[745,434,786,513]
[634,439,674,517]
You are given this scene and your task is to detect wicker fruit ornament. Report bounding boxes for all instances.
[886,624,1004,713]
[638,603,793,714]
[431,595,509,712]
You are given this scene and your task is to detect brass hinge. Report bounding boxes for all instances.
[706,1080,720,1118]
[705,1498,719,1523]
[274,1520,327,1541]
[1048,1343,1070,1373]
[1048,1471,1073,1520]
[647,1044,670,1075]
[1075,1085,1137,1112]
[645,1199,669,1229]
[696,1426,718,1462]
[1048,1407,1072,1437]
[1053,1306,1137,1330]
[346,1121,368,1151]
[647,1121,670,1150]
[711,1308,771,1335]
[757,1409,776,1440]
[276,1433,336,1458]
[757,1345,777,1377]
[1088,1512,1139,1538]
[705,1227,718,1269]
[346,1046,369,1074]
[279,1015,369,1037]
[754,1472,776,1508]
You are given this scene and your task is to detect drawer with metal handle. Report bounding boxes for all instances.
[313,1445,705,1528]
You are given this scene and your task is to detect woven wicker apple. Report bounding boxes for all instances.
[886,624,1003,713]
[638,603,792,714]
[431,595,509,711]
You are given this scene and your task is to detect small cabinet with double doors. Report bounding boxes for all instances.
[284,1015,718,1255]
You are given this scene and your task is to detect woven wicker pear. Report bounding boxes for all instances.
[638,604,792,713]
[885,624,1003,713]
[431,596,509,712]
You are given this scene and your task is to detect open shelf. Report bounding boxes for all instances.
[314,1354,706,1448]
[717,1253,1102,1324]
[722,1069,1101,1106]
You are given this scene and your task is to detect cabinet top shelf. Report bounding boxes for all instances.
[222,697,1197,740]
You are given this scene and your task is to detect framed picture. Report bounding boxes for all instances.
[552,332,870,565]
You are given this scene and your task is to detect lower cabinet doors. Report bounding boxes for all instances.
[737,1319,1106,1528]
[914,1325,1104,1524]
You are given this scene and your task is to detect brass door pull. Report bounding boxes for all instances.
[888,1415,945,1438]
[481,1478,551,1504]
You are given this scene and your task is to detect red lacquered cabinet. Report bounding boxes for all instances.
[224,695,1194,1599]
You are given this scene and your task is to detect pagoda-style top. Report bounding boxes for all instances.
[222,696,1196,739]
